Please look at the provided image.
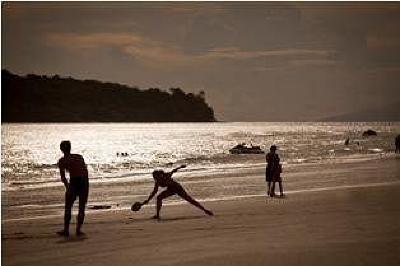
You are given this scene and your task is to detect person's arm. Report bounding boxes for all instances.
[142,182,159,205]
[58,164,69,189]
[266,154,271,165]
[170,164,186,174]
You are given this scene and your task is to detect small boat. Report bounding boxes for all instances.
[229,143,265,154]
[362,129,377,137]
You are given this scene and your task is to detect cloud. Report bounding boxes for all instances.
[366,66,400,73]
[47,33,144,50]
[206,47,335,59]
[47,32,189,66]
[289,59,338,67]
[367,36,400,50]
[46,32,337,68]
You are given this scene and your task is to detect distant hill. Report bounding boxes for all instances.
[322,102,400,122]
[1,70,216,122]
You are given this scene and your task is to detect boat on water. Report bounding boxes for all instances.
[229,143,265,154]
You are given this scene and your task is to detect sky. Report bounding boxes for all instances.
[2,1,400,121]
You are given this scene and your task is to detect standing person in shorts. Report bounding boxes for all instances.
[141,165,213,219]
[57,140,89,237]
[270,162,284,197]
[265,145,282,197]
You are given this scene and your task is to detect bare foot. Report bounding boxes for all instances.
[76,230,86,237]
[151,215,160,220]
[205,209,214,216]
[56,230,69,237]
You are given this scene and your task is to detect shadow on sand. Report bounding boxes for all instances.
[157,215,211,222]
[56,235,88,244]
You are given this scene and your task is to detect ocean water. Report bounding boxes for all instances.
[2,122,399,220]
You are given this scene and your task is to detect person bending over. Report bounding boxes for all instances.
[57,140,89,237]
[141,165,213,219]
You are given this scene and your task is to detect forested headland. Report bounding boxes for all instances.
[2,70,216,122]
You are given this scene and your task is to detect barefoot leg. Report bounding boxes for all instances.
[176,185,213,216]
[155,189,175,218]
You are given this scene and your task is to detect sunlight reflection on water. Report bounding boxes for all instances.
[2,122,399,190]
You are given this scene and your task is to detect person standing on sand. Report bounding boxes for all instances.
[57,140,89,237]
[270,162,284,197]
[265,145,283,197]
[395,135,400,154]
[140,165,213,219]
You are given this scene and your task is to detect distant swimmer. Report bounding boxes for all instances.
[139,165,213,219]
[57,141,89,237]
[265,145,283,197]
[396,135,400,154]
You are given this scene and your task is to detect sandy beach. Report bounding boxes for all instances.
[3,1,400,265]
[3,158,400,266]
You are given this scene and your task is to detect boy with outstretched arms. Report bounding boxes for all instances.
[141,165,213,219]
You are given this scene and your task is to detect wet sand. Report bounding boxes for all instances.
[3,159,400,266]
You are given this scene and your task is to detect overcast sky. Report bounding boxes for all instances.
[2,2,400,121]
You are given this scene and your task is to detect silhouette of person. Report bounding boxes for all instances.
[265,145,283,197]
[270,163,284,197]
[141,165,213,219]
[396,135,400,154]
[57,141,89,237]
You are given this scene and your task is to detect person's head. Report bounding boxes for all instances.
[152,170,164,179]
[270,145,277,153]
[60,140,71,155]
